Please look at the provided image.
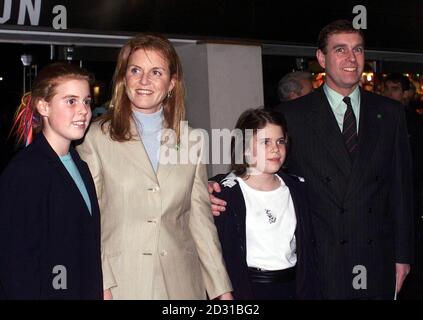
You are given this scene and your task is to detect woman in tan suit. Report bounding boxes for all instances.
[77,34,233,300]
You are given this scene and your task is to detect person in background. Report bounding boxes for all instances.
[0,62,103,299]
[384,73,423,278]
[383,73,410,106]
[277,71,314,102]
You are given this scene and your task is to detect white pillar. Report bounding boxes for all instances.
[177,43,264,177]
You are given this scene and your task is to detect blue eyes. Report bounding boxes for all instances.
[261,139,287,145]
[130,67,163,77]
[130,68,140,74]
[335,47,363,54]
[66,98,91,106]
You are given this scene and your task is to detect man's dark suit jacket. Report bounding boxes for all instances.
[278,86,413,299]
[213,171,320,299]
[0,133,103,299]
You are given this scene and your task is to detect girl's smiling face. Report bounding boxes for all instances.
[247,123,287,175]
[38,78,92,155]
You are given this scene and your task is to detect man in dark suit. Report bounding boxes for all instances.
[210,20,413,299]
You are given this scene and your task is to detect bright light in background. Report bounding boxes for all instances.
[93,86,100,96]
[0,77,3,81]
[362,72,373,82]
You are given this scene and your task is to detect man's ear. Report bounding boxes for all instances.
[36,99,49,118]
[316,49,326,69]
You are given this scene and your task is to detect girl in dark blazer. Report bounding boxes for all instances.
[213,108,319,299]
[0,63,103,299]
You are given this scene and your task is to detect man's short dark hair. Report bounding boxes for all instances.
[317,19,365,54]
[385,73,410,92]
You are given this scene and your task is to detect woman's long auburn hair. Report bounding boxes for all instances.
[100,33,185,141]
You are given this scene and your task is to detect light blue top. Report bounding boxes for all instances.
[133,108,163,172]
[323,84,361,132]
[59,153,92,215]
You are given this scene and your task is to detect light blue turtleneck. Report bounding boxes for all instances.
[133,108,163,172]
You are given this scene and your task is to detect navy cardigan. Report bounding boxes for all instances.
[212,171,321,299]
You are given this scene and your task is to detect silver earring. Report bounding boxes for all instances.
[167,91,172,99]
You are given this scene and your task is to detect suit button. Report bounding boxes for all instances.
[160,250,168,256]
[240,245,244,251]
[147,186,160,192]
[367,239,373,245]
[339,208,345,215]
[368,208,372,213]
[324,176,332,183]
[375,176,379,181]
[339,239,348,245]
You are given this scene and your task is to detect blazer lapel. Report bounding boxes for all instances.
[278,172,306,251]
[156,132,177,184]
[126,118,159,185]
[279,172,301,226]
[232,183,248,256]
[38,135,92,216]
[345,90,381,199]
[305,88,352,178]
[71,147,100,217]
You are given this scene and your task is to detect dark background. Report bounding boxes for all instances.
[1,0,423,51]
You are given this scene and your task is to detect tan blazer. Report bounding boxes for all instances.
[77,120,232,299]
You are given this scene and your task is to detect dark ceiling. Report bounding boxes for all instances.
[1,0,423,52]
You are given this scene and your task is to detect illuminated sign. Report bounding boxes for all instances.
[0,0,67,29]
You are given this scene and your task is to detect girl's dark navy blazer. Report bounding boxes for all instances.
[0,133,103,299]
